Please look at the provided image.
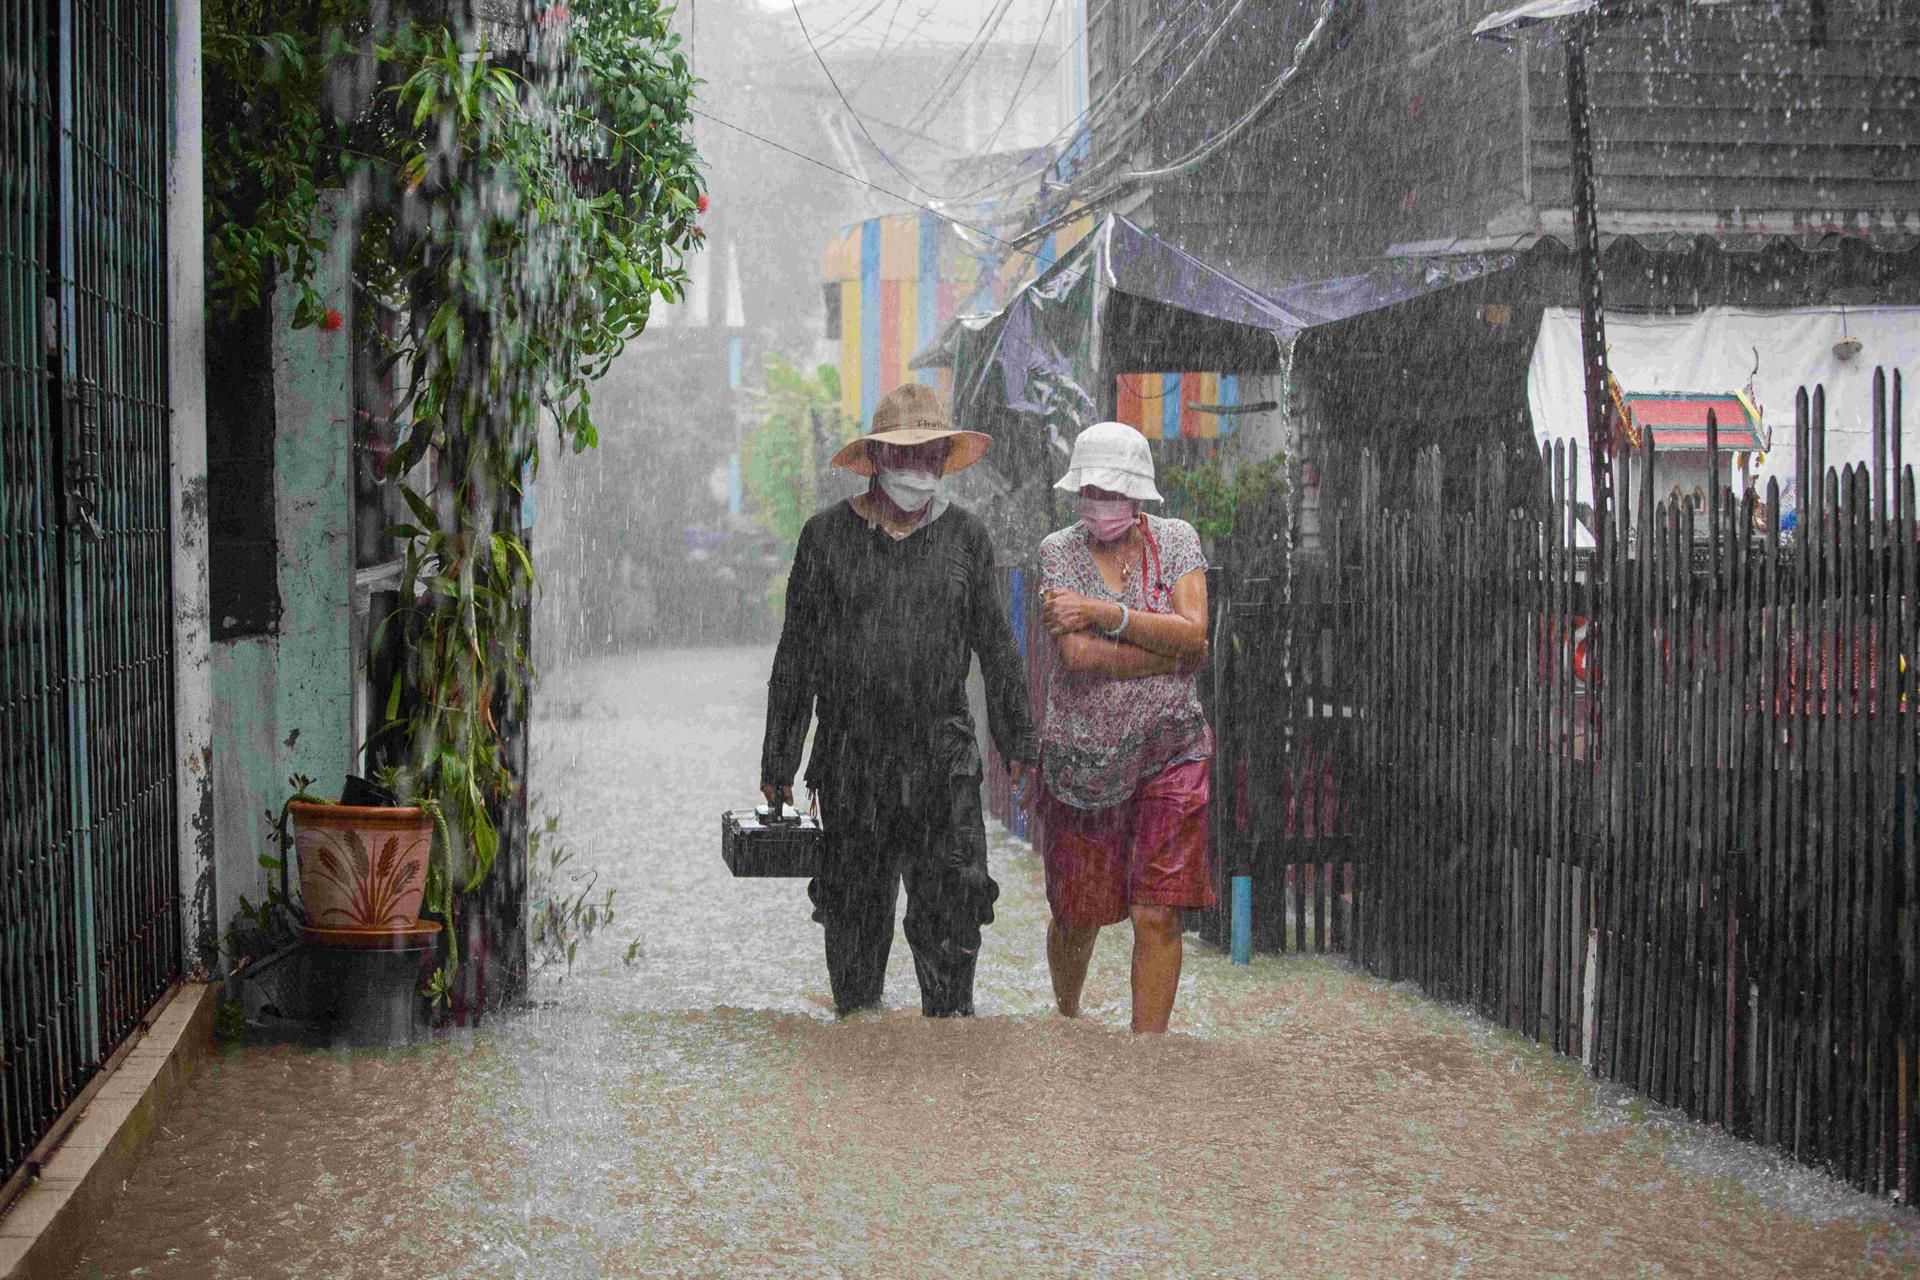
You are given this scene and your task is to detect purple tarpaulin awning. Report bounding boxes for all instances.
[922,215,1493,553]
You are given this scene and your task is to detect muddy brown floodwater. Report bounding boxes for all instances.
[72,648,1920,1278]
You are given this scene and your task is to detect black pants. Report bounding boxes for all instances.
[809,770,998,1017]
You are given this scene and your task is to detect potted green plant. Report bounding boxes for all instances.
[222,772,449,1037]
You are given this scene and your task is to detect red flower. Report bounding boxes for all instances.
[320,308,344,332]
[696,193,710,214]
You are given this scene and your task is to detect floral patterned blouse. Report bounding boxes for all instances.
[1038,514,1212,811]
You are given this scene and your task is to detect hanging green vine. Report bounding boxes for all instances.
[204,0,703,998]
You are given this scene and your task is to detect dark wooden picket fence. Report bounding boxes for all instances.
[1207,371,1919,1201]
[992,371,1919,1203]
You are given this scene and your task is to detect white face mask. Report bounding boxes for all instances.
[875,465,941,513]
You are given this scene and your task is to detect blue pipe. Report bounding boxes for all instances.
[1230,875,1252,964]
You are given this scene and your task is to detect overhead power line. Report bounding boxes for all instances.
[1128,0,1352,182]
[808,0,897,54]
[791,0,1072,207]
[791,0,954,199]
[934,0,1229,206]
[960,0,1062,162]
[1016,3,1480,248]
[850,0,946,94]
[866,0,912,66]
[688,106,1050,264]
[894,0,1020,138]
[1028,0,1266,203]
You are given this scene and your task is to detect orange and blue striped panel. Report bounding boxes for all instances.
[823,212,964,428]
[1112,372,1240,439]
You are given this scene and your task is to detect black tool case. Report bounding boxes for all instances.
[720,806,823,877]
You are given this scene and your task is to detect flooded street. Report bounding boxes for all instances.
[73,649,1920,1278]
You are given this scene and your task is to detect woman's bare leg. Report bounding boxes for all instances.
[1128,904,1183,1033]
[1047,919,1101,1017]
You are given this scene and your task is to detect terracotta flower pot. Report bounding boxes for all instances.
[291,801,442,950]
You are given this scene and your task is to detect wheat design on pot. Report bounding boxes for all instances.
[305,829,425,927]
[290,799,438,940]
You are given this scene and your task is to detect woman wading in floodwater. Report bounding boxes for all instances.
[1036,422,1213,1034]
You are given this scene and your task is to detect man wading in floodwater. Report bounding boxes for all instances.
[759,383,1038,1017]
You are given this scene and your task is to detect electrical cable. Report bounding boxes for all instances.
[896,0,1020,138]
[929,0,1222,206]
[958,0,1263,205]
[846,0,946,89]
[866,0,912,66]
[944,0,1061,186]
[800,0,897,57]
[1017,10,1481,247]
[790,0,1291,217]
[1037,0,1343,216]
[791,0,1067,204]
[786,0,1136,214]
[790,0,958,198]
[768,0,1346,270]
[1123,0,1345,182]
[1032,0,1267,204]
[1141,0,1254,123]
[689,106,1053,263]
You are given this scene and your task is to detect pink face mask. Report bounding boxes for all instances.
[1077,496,1138,543]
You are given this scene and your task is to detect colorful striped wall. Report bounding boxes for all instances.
[821,208,1095,430]
[821,213,955,429]
[1113,372,1242,440]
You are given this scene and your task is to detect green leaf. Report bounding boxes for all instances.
[401,486,438,530]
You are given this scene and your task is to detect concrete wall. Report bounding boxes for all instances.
[209,196,356,942]
[168,0,214,966]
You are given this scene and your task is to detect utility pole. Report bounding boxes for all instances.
[1565,24,1614,560]
[1475,2,1624,559]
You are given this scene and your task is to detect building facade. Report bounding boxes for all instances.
[1069,1,1920,507]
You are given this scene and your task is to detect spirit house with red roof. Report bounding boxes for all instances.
[1616,391,1769,531]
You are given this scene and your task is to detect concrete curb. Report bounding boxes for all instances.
[0,982,217,1280]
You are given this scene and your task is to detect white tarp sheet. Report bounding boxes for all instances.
[1527,305,1920,496]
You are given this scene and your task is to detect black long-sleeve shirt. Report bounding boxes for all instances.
[761,501,1038,795]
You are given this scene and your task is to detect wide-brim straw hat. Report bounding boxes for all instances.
[829,383,992,477]
[1054,420,1163,501]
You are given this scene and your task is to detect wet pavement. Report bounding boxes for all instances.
[73,647,1920,1277]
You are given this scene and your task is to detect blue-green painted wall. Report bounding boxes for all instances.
[209,195,355,942]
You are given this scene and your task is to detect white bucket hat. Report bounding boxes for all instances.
[1053,421,1162,502]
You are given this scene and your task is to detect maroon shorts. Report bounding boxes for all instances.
[1041,757,1216,929]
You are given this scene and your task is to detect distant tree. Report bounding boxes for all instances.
[741,357,849,610]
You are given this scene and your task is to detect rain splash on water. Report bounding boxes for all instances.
[69,0,1920,1274]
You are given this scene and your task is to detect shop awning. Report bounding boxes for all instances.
[915,214,1313,374]
[923,215,1497,550]
[924,212,1459,439]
